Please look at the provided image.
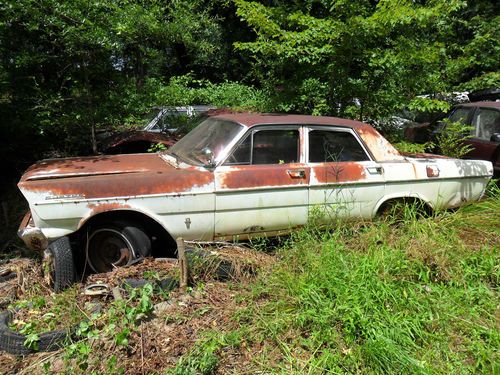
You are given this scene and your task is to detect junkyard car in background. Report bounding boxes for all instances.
[18,114,493,289]
[405,101,500,175]
[99,105,213,154]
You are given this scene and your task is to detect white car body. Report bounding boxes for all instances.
[18,113,493,253]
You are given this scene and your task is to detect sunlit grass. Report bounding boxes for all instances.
[178,191,499,374]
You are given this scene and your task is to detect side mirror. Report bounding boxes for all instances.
[202,147,216,168]
[490,133,500,142]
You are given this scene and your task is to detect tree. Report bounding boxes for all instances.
[234,0,499,119]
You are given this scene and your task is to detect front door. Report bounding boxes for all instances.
[214,126,309,239]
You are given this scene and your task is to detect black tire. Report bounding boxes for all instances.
[0,272,16,283]
[46,237,76,292]
[185,248,236,281]
[87,221,151,273]
[0,310,72,355]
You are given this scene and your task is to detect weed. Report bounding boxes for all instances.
[169,330,245,375]
[435,119,474,158]
[227,196,499,373]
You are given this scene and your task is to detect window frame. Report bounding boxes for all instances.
[222,125,302,166]
[470,107,500,141]
[305,126,373,164]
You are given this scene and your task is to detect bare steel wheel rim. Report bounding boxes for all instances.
[87,228,136,273]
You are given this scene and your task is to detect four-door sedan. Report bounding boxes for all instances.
[17,114,493,289]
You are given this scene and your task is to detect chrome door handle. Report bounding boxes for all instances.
[366,166,383,175]
[287,169,306,178]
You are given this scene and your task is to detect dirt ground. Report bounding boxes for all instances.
[0,246,274,374]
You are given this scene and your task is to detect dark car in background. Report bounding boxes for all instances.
[405,101,500,176]
[99,105,214,154]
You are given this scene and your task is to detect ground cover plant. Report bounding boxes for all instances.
[173,185,499,374]
[0,188,498,373]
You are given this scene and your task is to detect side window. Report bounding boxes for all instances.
[226,134,251,165]
[472,108,500,141]
[253,130,299,164]
[448,107,472,124]
[309,130,369,162]
[225,129,300,165]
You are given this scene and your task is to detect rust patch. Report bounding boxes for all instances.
[355,126,403,161]
[86,202,132,215]
[219,164,309,189]
[212,113,369,129]
[311,162,366,184]
[20,154,170,182]
[18,211,32,231]
[100,131,179,153]
[19,168,214,199]
[401,152,451,159]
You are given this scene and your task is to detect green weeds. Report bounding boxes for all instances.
[181,195,499,374]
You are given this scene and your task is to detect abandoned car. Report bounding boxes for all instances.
[404,101,500,175]
[17,113,493,289]
[98,105,213,154]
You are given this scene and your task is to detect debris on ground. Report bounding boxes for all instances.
[0,244,274,374]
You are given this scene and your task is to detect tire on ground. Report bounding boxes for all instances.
[0,310,72,355]
[46,237,76,292]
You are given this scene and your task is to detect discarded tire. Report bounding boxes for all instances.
[45,237,76,292]
[0,271,16,283]
[87,221,151,273]
[185,248,236,281]
[0,310,72,355]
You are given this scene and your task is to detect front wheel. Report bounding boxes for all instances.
[44,237,76,292]
[87,221,151,273]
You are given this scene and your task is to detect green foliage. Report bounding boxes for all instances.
[147,75,269,110]
[170,330,244,375]
[408,97,451,114]
[62,283,156,373]
[234,0,499,119]
[10,287,84,342]
[393,141,432,154]
[435,119,474,158]
[240,199,498,372]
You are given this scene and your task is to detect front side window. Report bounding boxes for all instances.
[472,108,500,141]
[448,107,472,124]
[225,128,300,165]
[166,118,243,166]
[309,130,369,162]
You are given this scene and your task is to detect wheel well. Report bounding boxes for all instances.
[73,210,177,260]
[377,197,433,217]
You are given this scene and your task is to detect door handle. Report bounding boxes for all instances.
[366,166,383,175]
[287,169,306,178]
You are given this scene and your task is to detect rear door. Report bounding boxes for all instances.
[214,126,309,239]
[307,126,385,221]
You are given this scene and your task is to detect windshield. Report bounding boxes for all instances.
[166,118,244,166]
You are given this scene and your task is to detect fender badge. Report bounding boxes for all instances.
[45,194,85,200]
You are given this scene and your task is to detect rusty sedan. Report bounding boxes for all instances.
[17,114,493,289]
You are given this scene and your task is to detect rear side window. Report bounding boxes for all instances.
[309,130,369,162]
[472,108,500,141]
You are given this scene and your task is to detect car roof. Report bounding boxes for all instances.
[211,113,369,129]
[458,101,500,108]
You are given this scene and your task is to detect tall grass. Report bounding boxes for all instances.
[230,193,499,373]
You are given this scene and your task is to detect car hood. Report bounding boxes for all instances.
[18,153,214,200]
[20,153,171,181]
